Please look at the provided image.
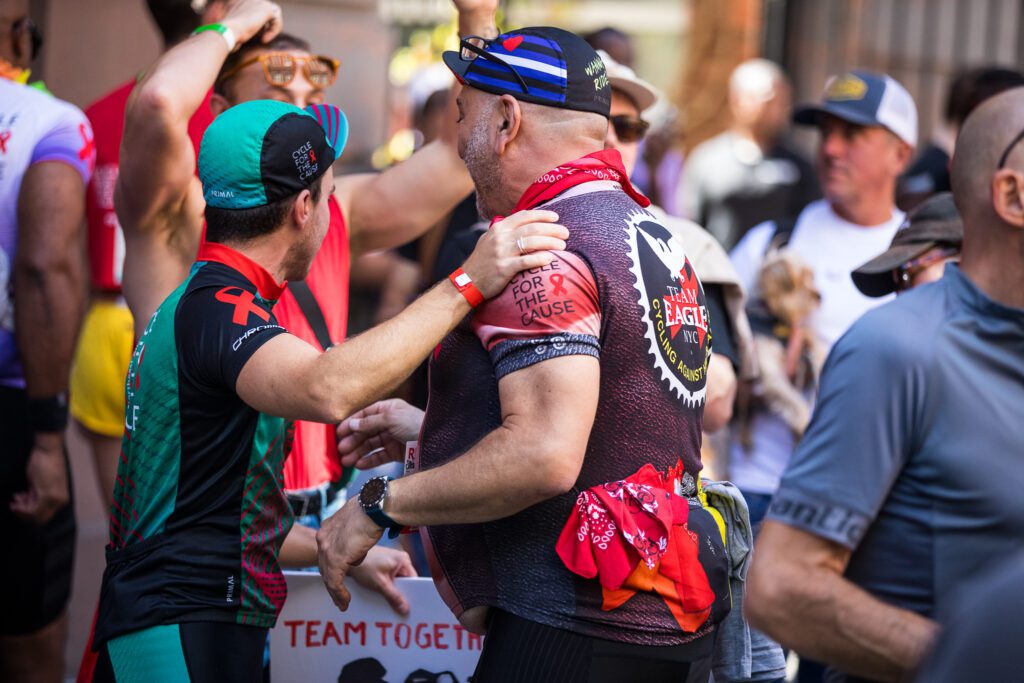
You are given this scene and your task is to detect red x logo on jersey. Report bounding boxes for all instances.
[215,287,271,326]
[78,123,95,169]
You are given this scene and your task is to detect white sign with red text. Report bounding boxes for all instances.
[271,572,483,683]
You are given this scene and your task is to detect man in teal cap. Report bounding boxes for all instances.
[89,99,567,681]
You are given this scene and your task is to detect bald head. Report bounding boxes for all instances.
[729,59,791,146]
[730,59,786,100]
[951,86,1024,225]
[517,99,607,145]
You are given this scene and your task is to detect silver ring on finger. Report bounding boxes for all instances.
[516,236,527,255]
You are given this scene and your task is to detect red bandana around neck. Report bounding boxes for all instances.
[512,149,651,213]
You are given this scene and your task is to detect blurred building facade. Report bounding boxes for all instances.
[28,0,392,169]
[24,0,1024,165]
[25,0,691,170]
[682,0,1024,153]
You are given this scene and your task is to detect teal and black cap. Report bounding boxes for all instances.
[199,100,349,210]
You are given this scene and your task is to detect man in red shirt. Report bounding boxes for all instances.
[71,0,224,508]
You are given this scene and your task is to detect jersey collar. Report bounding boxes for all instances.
[196,241,286,301]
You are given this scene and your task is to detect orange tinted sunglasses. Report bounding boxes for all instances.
[219,52,340,89]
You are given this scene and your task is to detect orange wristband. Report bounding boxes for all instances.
[449,268,485,308]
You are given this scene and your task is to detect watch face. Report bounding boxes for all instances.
[360,477,387,509]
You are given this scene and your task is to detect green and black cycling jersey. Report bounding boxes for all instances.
[95,241,294,645]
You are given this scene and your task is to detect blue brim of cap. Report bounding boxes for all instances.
[793,103,882,129]
[304,104,349,158]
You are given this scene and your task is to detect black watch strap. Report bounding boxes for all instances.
[360,476,403,538]
[366,507,402,537]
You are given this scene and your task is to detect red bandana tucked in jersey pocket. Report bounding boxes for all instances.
[513,149,651,213]
[556,462,716,633]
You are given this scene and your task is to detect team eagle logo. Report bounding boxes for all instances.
[624,210,711,406]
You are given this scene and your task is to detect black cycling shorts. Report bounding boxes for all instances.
[472,610,713,683]
[92,621,267,683]
[0,386,76,636]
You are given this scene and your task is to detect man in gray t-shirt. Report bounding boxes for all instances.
[744,87,1024,682]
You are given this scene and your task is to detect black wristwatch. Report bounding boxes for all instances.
[358,476,402,538]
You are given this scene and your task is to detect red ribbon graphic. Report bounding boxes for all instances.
[215,287,271,326]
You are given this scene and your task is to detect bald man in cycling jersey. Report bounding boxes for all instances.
[321,27,731,682]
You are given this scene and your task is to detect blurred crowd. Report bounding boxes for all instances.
[2,0,1024,682]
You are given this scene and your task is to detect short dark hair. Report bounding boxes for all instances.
[204,175,324,245]
[145,0,209,46]
[583,27,634,67]
[214,32,312,97]
[945,66,1024,126]
[583,27,631,47]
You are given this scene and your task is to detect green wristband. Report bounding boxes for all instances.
[192,23,237,52]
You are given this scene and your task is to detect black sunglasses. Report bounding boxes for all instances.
[997,127,1024,169]
[611,115,650,143]
[459,36,530,95]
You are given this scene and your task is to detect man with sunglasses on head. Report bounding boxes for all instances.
[114,0,498,570]
[727,71,916,543]
[746,86,1024,683]
[321,26,732,682]
[0,1,95,680]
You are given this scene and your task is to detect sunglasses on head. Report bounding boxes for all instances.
[997,127,1024,169]
[459,35,531,95]
[611,114,650,143]
[218,52,340,90]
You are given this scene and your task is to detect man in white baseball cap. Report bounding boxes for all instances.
[727,70,916,550]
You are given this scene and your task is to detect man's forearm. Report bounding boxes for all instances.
[384,420,562,527]
[132,3,278,123]
[132,31,231,129]
[280,523,318,568]
[381,354,598,527]
[15,265,83,398]
[15,164,86,399]
[312,279,471,422]
[751,553,938,680]
[458,5,499,39]
[116,31,233,229]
